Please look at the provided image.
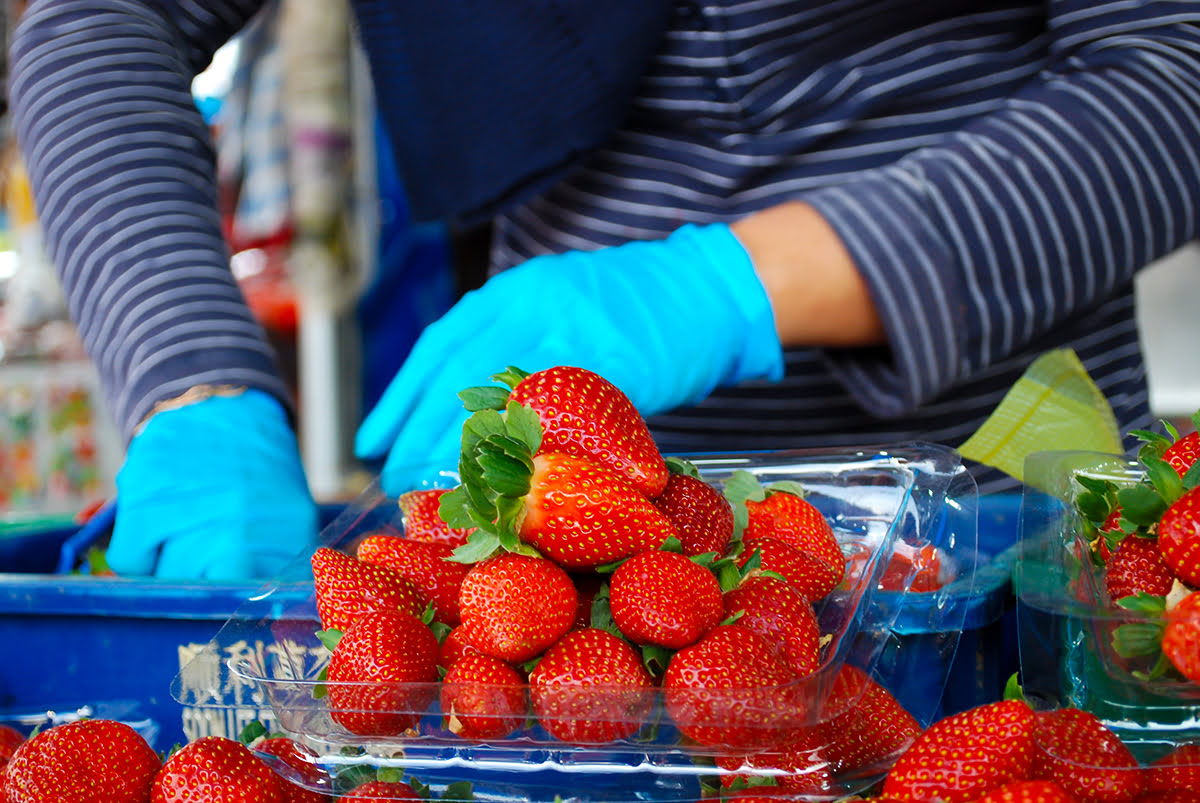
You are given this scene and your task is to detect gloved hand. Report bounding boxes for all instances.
[355,222,784,496]
[106,389,319,581]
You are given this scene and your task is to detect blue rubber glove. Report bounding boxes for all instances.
[106,389,319,581]
[355,222,784,495]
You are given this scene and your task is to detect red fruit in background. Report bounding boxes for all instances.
[497,365,669,499]
[975,780,1079,802]
[815,664,921,777]
[1032,707,1144,803]
[153,736,282,802]
[441,652,527,740]
[1158,487,1200,587]
[356,535,469,625]
[738,536,842,601]
[653,471,734,557]
[1106,536,1175,602]
[5,719,160,803]
[1164,431,1200,478]
[338,780,420,801]
[1163,592,1200,683]
[529,628,654,743]
[609,549,723,649]
[256,737,330,803]
[326,609,440,736]
[0,726,24,766]
[663,624,800,750]
[722,575,820,676]
[883,699,1036,801]
[310,547,425,633]
[398,489,474,548]
[1136,793,1200,803]
[1146,743,1200,792]
[518,453,678,569]
[458,553,578,663]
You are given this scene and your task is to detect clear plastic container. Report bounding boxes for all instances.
[174,443,980,800]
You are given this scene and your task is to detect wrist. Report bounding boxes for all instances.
[135,384,248,434]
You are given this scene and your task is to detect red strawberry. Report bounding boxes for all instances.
[815,664,921,777]
[529,628,654,743]
[440,652,527,740]
[153,736,282,802]
[1163,591,1200,683]
[5,719,160,803]
[0,726,24,767]
[310,547,425,633]
[457,553,577,662]
[1136,793,1200,803]
[255,737,330,803]
[975,780,1079,802]
[472,365,669,499]
[653,470,734,557]
[1164,430,1200,478]
[341,780,420,801]
[325,609,440,736]
[1105,536,1175,601]
[722,575,820,676]
[883,699,1036,801]
[1158,487,1200,587]
[1146,743,1200,792]
[663,624,801,750]
[398,489,474,548]
[1032,707,1144,803]
[609,549,723,649]
[439,623,483,669]
[738,536,842,602]
[356,535,469,625]
[715,730,836,794]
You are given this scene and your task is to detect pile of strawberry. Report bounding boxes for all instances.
[305,365,928,795]
[0,717,458,802]
[1072,412,1200,684]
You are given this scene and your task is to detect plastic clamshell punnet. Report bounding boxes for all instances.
[173,443,979,802]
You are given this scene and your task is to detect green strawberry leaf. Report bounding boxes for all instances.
[461,409,508,454]
[1003,672,1026,702]
[731,503,749,539]
[660,536,684,554]
[437,486,476,530]
[722,470,765,505]
[441,781,475,801]
[665,456,701,478]
[715,559,743,592]
[1183,460,1200,491]
[1143,455,1185,507]
[589,584,621,637]
[739,547,763,579]
[1116,592,1168,617]
[316,628,343,653]
[1133,651,1176,682]
[458,385,511,412]
[720,609,746,626]
[312,666,329,700]
[405,774,431,798]
[449,531,502,564]
[491,366,531,390]
[1076,474,1116,495]
[238,720,268,746]
[502,401,543,455]
[477,445,533,498]
[689,551,719,568]
[1115,484,1168,528]
[1075,490,1113,524]
[640,644,674,677]
[763,479,807,498]
[1112,622,1166,658]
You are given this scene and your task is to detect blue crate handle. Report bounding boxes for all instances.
[55,500,116,575]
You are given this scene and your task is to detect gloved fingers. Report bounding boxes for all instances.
[156,526,253,581]
[105,491,178,577]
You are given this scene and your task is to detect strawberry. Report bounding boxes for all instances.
[1032,707,1144,803]
[738,536,842,602]
[1146,743,1200,792]
[722,574,820,676]
[529,627,654,743]
[882,698,1036,801]
[1135,792,1200,803]
[653,465,735,557]
[609,549,723,649]
[1163,591,1200,683]
[975,780,1079,802]
[1158,487,1200,587]
[356,535,469,625]
[325,609,441,736]
[440,652,527,740]
[457,553,577,662]
[462,365,669,499]
[153,736,282,802]
[1105,536,1175,601]
[663,624,801,750]
[341,780,420,801]
[255,737,330,803]
[5,719,160,803]
[0,726,24,767]
[439,623,483,669]
[1164,430,1200,478]
[398,489,474,548]
[310,547,425,633]
[815,664,921,777]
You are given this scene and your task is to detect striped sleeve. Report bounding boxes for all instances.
[801,0,1200,418]
[8,0,287,441]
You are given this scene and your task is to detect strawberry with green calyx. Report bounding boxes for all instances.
[310,547,426,633]
[608,545,724,649]
[1145,743,1200,793]
[734,536,841,602]
[653,458,735,557]
[1031,707,1144,802]
[974,780,1078,802]
[324,609,440,736]
[356,535,470,626]
[4,719,160,803]
[1158,486,1200,587]
[1105,535,1175,602]
[442,403,679,569]
[457,552,577,662]
[882,698,1036,801]
[721,574,820,677]
[398,489,475,548]
[528,627,655,744]
[154,736,283,802]
[1110,592,1173,679]
[1073,475,1127,564]
[459,365,669,499]
[1131,413,1200,479]
[440,651,527,740]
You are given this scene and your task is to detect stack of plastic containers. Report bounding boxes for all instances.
[174,443,979,801]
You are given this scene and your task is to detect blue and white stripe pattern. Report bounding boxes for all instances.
[10,0,1200,492]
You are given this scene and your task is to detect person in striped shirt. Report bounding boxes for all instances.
[10,1,1200,579]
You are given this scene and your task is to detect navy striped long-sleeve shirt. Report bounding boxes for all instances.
[11,1,1200,493]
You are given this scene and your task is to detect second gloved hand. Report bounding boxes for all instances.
[355,222,784,495]
[106,389,319,581]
